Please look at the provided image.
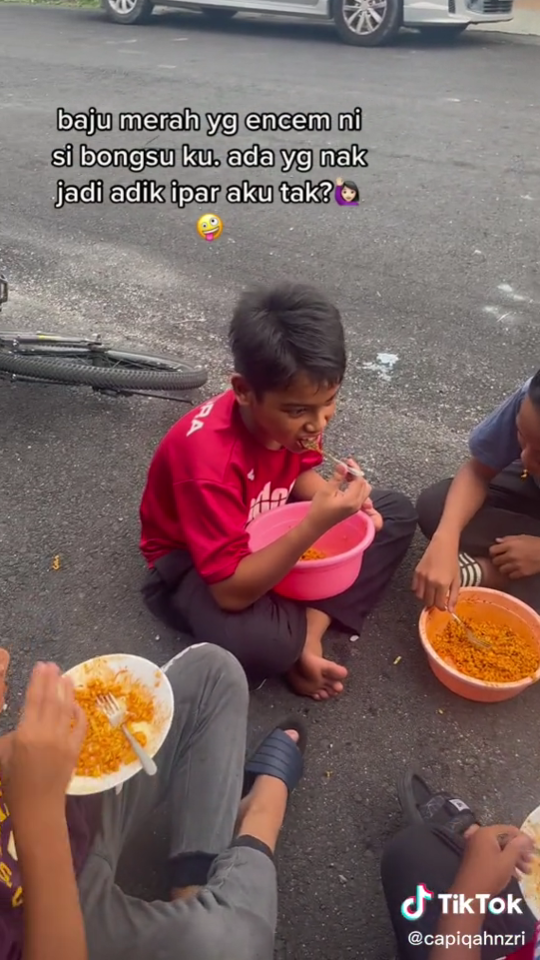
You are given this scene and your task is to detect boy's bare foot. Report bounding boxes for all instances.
[286,608,347,700]
[287,651,348,701]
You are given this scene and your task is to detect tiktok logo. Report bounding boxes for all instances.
[401,884,435,920]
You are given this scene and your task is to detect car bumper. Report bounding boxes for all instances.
[403,0,514,25]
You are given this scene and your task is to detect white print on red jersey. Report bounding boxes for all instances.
[186,402,216,437]
[248,480,295,522]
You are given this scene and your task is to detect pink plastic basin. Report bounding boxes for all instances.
[247,501,376,601]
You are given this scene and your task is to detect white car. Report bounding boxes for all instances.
[102,0,514,47]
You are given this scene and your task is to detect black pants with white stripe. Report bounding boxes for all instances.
[417,461,540,612]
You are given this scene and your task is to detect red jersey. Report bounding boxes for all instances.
[507,927,538,960]
[139,390,322,584]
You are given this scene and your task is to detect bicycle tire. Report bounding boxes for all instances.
[0,347,207,391]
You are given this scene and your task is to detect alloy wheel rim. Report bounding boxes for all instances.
[108,0,139,14]
[342,0,387,34]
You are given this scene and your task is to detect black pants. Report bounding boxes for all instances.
[417,461,540,611]
[142,488,417,686]
[381,825,535,960]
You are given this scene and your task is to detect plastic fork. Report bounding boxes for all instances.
[301,439,365,479]
[324,451,364,479]
[450,612,492,652]
[97,693,157,776]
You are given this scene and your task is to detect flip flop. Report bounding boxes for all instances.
[242,715,307,799]
[167,718,307,891]
[397,767,478,837]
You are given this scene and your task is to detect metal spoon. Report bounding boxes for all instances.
[450,612,492,652]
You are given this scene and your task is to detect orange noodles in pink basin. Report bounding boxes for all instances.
[247,501,375,601]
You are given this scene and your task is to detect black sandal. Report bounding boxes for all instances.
[397,767,479,837]
[167,717,307,890]
[242,715,307,799]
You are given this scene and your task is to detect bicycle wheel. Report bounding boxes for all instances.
[0,346,207,392]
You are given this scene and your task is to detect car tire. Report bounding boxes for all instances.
[333,0,401,45]
[200,6,238,18]
[417,24,468,38]
[101,0,155,25]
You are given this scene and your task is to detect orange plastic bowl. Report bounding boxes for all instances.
[419,587,540,703]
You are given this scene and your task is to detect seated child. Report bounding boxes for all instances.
[140,282,417,700]
[414,371,540,613]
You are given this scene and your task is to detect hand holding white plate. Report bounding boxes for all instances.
[519,803,540,919]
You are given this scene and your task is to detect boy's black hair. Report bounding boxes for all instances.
[229,282,346,396]
[342,180,359,200]
[528,370,540,409]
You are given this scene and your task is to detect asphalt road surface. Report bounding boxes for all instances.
[1,6,540,957]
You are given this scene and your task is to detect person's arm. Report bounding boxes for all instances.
[210,512,331,611]
[428,825,534,960]
[211,463,372,611]
[414,384,526,609]
[430,458,497,547]
[413,458,497,610]
[436,383,529,544]
[292,469,329,501]
[14,807,87,960]
[428,890,483,960]
[2,663,88,960]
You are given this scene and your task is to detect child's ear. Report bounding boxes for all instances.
[231,373,253,407]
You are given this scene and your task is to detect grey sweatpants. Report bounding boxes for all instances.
[78,644,277,960]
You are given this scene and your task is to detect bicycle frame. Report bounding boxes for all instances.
[0,274,196,403]
[0,274,109,355]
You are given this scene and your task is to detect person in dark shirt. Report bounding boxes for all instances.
[414,374,540,613]
[140,282,417,700]
[0,645,307,960]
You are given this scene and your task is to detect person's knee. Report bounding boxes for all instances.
[381,825,431,881]
[182,920,274,960]
[242,628,303,681]
[200,645,250,698]
[165,643,249,703]
[393,491,417,529]
[378,490,418,537]
[416,480,451,538]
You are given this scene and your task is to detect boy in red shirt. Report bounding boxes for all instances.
[140,282,417,699]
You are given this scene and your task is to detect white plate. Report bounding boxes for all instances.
[65,654,174,796]
[519,804,540,919]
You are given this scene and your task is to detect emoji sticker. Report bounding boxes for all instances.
[335,178,359,206]
[197,213,223,241]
